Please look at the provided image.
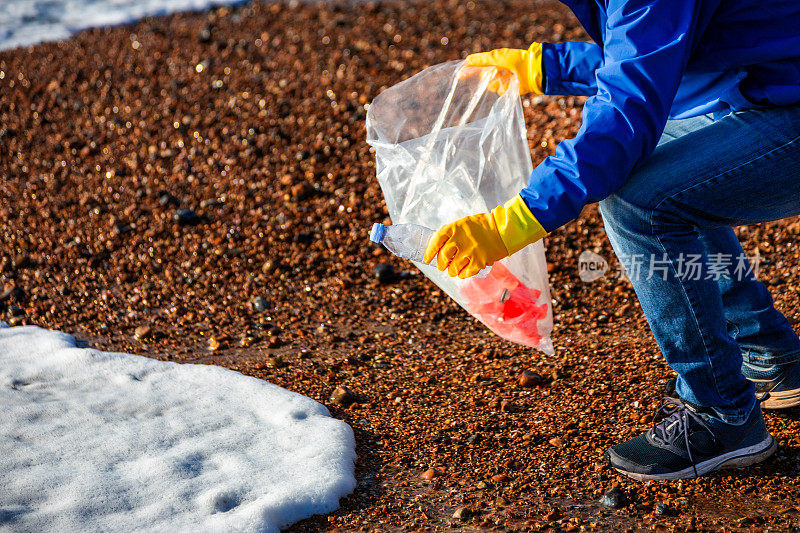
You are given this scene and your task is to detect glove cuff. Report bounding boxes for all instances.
[491,194,547,255]
[525,42,544,95]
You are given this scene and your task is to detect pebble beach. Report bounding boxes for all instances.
[2,0,800,530]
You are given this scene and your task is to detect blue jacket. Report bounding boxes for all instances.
[519,0,800,232]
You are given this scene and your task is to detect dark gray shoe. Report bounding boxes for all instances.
[662,350,800,410]
[740,355,800,409]
[606,398,776,481]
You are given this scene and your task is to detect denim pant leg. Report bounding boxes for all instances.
[699,227,800,363]
[662,117,800,361]
[599,106,800,423]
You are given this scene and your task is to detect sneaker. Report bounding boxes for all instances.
[606,398,776,481]
[740,359,800,409]
[663,357,800,410]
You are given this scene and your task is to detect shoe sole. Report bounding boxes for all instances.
[611,435,777,482]
[757,388,800,410]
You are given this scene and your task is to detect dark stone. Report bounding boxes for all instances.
[294,232,312,245]
[174,208,200,225]
[115,222,134,234]
[252,296,270,312]
[599,486,627,509]
[655,502,671,516]
[198,27,212,43]
[374,263,396,283]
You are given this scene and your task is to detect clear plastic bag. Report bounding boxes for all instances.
[366,61,553,353]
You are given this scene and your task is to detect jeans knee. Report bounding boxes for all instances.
[599,192,650,237]
[598,194,623,226]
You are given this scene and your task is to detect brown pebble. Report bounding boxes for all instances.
[290,182,312,200]
[0,285,23,302]
[452,506,471,520]
[330,386,356,407]
[134,325,152,340]
[420,468,436,480]
[261,261,276,274]
[518,370,540,388]
[544,508,562,521]
[208,336,222,351]
[265,355,284,368]
[12,254,30,269]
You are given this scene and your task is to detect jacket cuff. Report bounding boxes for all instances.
[491,195,547,255]
[542,42,602,97]
[519,162,583,233]
[542,43,565,96]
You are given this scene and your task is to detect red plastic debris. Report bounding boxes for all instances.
[460,263,549,347]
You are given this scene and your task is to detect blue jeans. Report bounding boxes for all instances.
[599,106,800,423]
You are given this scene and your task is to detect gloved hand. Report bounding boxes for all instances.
[462,43,545,96]
[424,195,547,278]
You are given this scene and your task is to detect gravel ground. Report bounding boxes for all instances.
[2,0,800,530]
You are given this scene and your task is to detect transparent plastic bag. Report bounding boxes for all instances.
[366,61,553,353]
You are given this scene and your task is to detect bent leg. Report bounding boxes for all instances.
[599,105,800,422]
[655,114,799,356]
[699,227,800,358]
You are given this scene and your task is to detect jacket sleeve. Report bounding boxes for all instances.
[520,0,720,232]
[542,41,603,96]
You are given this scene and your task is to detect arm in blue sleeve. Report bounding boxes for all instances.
[521,0,720,232]
[542,41,603,96]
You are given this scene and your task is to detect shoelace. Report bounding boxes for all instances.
[649,397,719,479]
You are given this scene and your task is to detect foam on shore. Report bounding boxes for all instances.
[0,324,356,532]
[0,0,249,51]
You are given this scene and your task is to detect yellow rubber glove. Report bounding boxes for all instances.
[463,43,544,96]
[423,195,547,279]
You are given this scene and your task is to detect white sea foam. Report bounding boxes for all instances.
[0,324,356,532]
[0,0,249,51]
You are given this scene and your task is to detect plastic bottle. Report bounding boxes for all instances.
[370,223,491,278]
